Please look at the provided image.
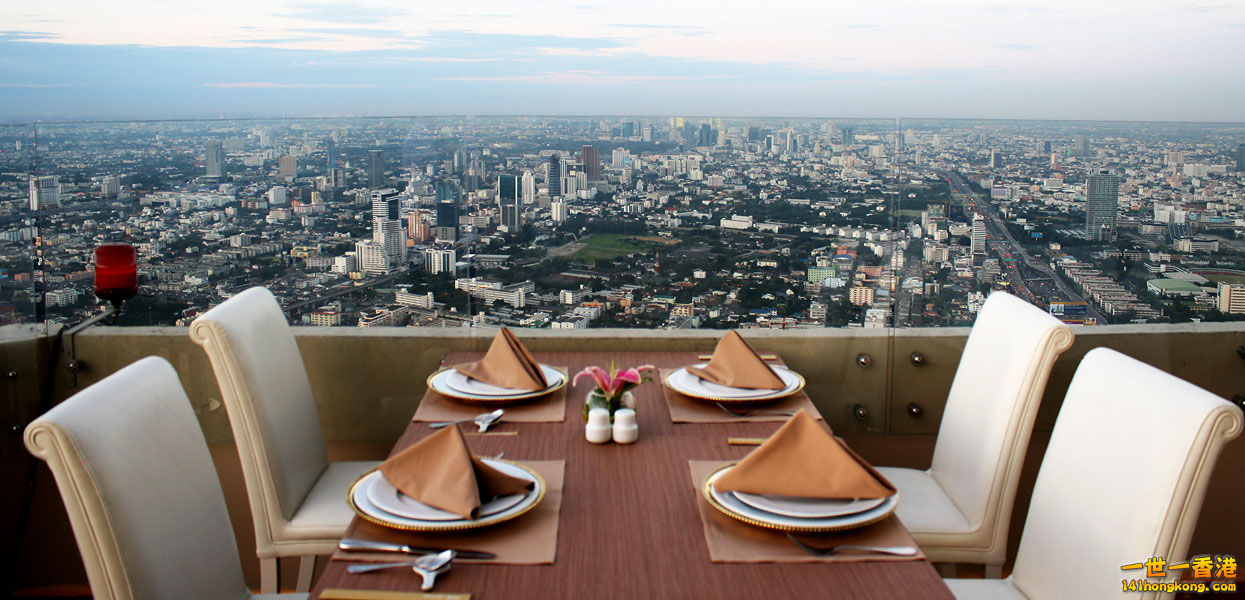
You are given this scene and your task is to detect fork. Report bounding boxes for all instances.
[715,402,796,418]
[785,533,918,557]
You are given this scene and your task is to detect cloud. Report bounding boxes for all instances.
[0,83,74,87]
[0,30,59,42]
[1183,4,1229,12]
[278,2,407,24]
[439,70,690,85]
[234,36,331,45]
[203,82,376,88]
[998,43,1041,51]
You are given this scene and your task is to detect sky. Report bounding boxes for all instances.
[1,0,1244,123]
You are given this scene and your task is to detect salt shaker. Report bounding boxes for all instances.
[585,408,612,443]
[612,408,638,444]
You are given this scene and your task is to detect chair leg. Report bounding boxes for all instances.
[260,557,279,594]
[937,562,957,577]
[984,564,1003,579]
[296,555,317,592]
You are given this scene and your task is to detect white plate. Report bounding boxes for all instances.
[666,364,804,401]
[732,492,887,519]
[443,365,565,397]
[367,473,527,521]
[427,364,566,404]
[704,465,898,532]
[350,458,545,532]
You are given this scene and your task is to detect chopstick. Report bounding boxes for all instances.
[728,437,769,446]
[698,354,779,361]
[466,431,519,437]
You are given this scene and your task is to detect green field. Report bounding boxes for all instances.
[1199,271,1245,286]
[572,234,640,261]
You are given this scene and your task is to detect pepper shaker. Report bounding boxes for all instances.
[612,408,638,444]
[585,408,612,443]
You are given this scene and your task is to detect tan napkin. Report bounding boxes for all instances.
[378,425,534,519]
[714,410,894,499]
[685,330,785,390]
[455,327,548,391]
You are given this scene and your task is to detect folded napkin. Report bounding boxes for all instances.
[455,327,548,391]
[379,425,534,519]
[714,410,894,499]
[684,330,785,390]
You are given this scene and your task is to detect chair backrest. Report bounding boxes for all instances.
[1010,348,1242,600]
[24,357,251,600]
[929,292,1074,553]
[189,286,328,553]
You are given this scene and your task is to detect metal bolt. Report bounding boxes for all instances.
[856,354,872,368]
[907,403,923,418]
[910,352,925,366]
[66,360,81,374]
[853,404,869,421]
[1237,346,1245,360]
[5,368,16,379]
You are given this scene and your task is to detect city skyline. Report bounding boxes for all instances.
[2,1,1245,122]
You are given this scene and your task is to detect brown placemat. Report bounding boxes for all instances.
[688,460,925,563]
[413,367,568,423]
[660,369,821,423]
[333,460,565,565]
[320,590,470,600]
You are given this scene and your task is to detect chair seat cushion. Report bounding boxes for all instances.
[285,460,381,539]
[944,577,1027,600]
[875,466,973,534]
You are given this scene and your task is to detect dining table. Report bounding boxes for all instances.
[310,350,955,599]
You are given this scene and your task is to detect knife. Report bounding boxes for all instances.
[338,538,497,560]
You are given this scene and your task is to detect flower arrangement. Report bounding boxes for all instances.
[574,360,655,421]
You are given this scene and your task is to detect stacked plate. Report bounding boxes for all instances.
[348,458,546,532]
[701,463,898,533]
[427,365,567,405]
[665,363,804,406]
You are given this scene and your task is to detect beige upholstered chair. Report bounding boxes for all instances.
[24,357,306,600]
[190,286,379,593]
[876,291,1074,573]
[945,347,1242,599]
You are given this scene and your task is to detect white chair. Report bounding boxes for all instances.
[189,287,379,593]
[24,357,306,600]
[945,347,1242,599]
[876,291,1074,573]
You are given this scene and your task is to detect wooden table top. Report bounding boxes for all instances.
[311,351,953,599]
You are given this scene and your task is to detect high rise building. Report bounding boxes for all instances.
[970,212,987,259]
[99,175,119,198]
[424,247,457,275]
[28,175,60,211]
[267,186,287,205]
[1085,168,1120,241]
[1236,144,1245,172]
[1076,135,1090,157]
[371,189,399,221]
[436,200,458,229]
[841,127,854,145]
[206,141,225,178]
[579,145,601,181]
[374,219,406,266]
[278,155,297,178]
[325,137,335,174]
[521,170,535,204]
[547,154,563,197]
[497,175,521,230]
[989,150,1002,169]
[1218,282,1245,314]
[551,200,568,224]
[367,149,384,188]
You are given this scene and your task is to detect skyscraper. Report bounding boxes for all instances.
[989,150,1002,169]
[497,175,521,230]
[547,154,562,197]
[325,137,336,174]
[371,189,399,221]
[278,155,297,178]
[1236,143,1244,172]
[206,141,225,178]
[521,170,535,204]
[28,175,60,211]
[1076,135,1090,157]
[368,149,384,188]
[1085,168,1120,241]
[579,145,601,181]
[551,200,567,224]
[970,212,987,259]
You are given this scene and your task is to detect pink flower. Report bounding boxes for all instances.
[573,363,654,400]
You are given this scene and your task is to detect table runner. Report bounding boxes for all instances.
[688,460,925,563]
[412,367,568,423]
[660,368,822,423]
[332,460,564,565]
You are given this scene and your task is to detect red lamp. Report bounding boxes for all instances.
[94,243,137,309]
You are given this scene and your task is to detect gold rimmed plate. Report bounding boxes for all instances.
[347,458,546,532]
[700,463,898,533]
[427,365,566,406]
[666,364,805,406]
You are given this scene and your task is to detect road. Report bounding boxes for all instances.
[282,268,407,316]
[939,171,1108,325]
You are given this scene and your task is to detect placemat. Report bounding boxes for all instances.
[413,367,568,423]
[319,590,470,600]
[333,460,565,565]
[688,460,925,563]
[660,369,821,423]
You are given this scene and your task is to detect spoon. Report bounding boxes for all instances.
[429,409,505,432]
[346,550,455,590]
